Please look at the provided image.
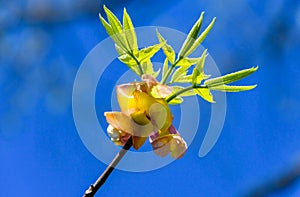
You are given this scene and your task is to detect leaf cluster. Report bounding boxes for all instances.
[100,6,258,104]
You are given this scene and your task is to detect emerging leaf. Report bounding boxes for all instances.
[156,30,176,63]
[103,6,129,50]
[171,67,187,83]
[167,96,184,105]
[204,66,259,88]
[100,14,126,50]
[137,41,165,63]
[210,85,257,92]
[178,12,204,58]
[115,44,126,56]
[142,61,160,78]
[118,54,141,75]
[123,8,138,53]
[171,86,196,97]
[176,57,202,68]
[185,17,216,56]
[175,75,193,83]
[99,14,114,36]
[192,49,208,85]
[162,58,169,81]
[194,88,215,103]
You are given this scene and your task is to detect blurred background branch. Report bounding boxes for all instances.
[243,158,300,197]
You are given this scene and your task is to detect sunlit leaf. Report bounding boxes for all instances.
[162,58,169,80]
[141,60,160,77]
[99,14,114,36]
[100,14,126,50]
[118,54,140,75]
[178,12,204,58]
[192,49,208,85]
[171,67,187,83]
[211,84,257,92]
[123,8,138,53]
[153,68,161,78]
[185,17,216,56]
[167,96,183,105]
[204,66,258,88]
[103,5,129,50]
[137,41,165,63]
[171,86,196,97]
[118,54,136,65]
[194,88,215,103]
[177,57,202,68]
[141,60,153,75]
[175,75,193,83]
[115,44,126,56]
[156,30,176,63]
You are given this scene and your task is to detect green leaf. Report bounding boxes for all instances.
[192,49,208,85]
[156,30,176,63]
[171,86,196,97]
[153,68,161,78]
[171,67,187,83]
[115,44,126,56]
[204,66,259,88]
[167,96,183,105]
[103,6,123,33]
[118,54,136,65]
[185,17,216,56]
[210,85,257,92]
[99,14,114,36]
[103,6,129,50]
[141,60,153,75]
[175,75,193,83]
[194,88,215,103]
[162,58,169,80]
[137,41,165,63]
[123,8,138,53]
[100,14,126,50]
[178,12,204,58]
[177,57,202,68]
[194,73,210,85]
[141,60,160,77]
[118,54,140,75]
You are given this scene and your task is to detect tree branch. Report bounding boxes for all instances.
[83,137,133,197]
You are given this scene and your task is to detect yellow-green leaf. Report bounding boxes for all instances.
[156,30,176,63]
[99,13,114,36]
[211,85,257,92]
[177,57,202,68]
[175,75,193,83]
[100,14,126,50]
[204,66,259,88]
[162,58,169,80]
[171,67,187,83]
[141,60,160,77]
[123,8,138,53]
[137,41,165,63]
[118,54,140,75]
[171,86,196,97]
[194,88,214,103]
[192,49,208,85]
[103,5,129,50]
[178,12,204,58]
[167,96,183,105]
[185,17,216,56]
[115,44,126,56]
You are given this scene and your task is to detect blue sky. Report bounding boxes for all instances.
[1,0,300,196]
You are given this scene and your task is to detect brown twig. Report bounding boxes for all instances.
[83,137,133,197]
